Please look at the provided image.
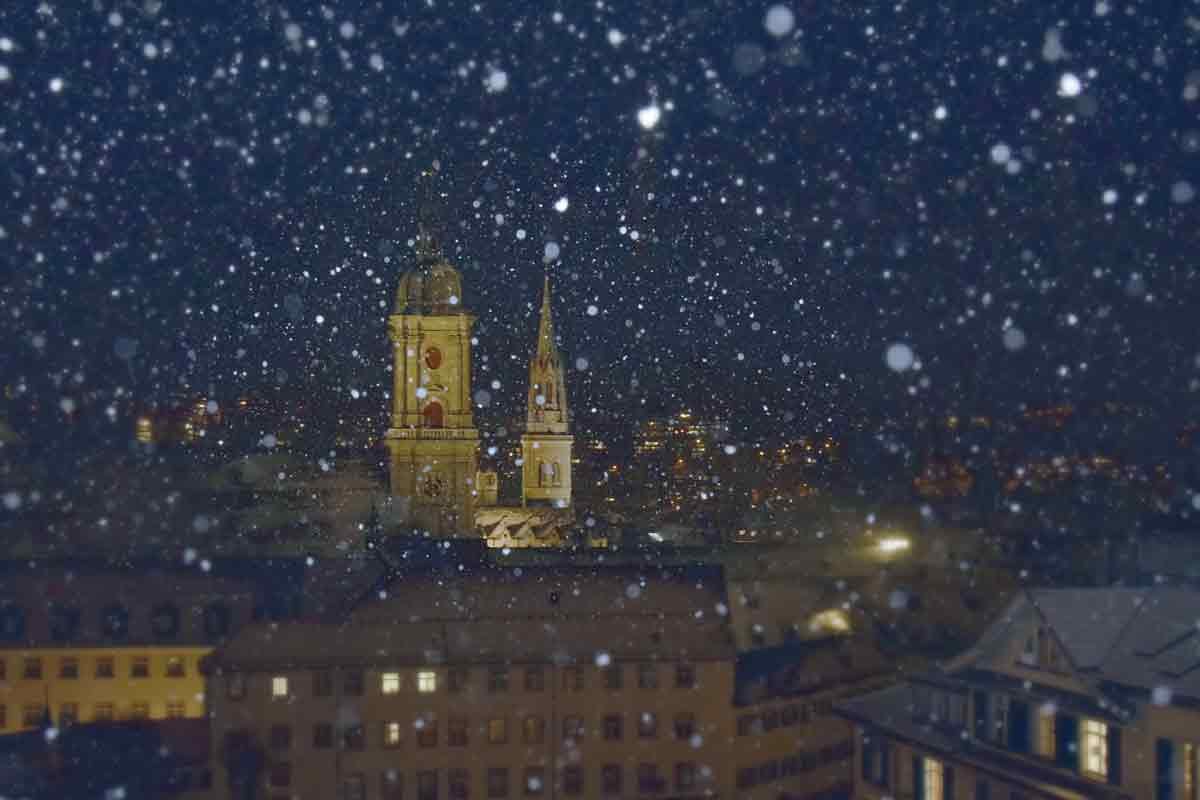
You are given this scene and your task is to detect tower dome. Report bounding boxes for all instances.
[394,227,466,314]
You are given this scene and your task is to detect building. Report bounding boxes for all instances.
[383,179,578,548]
[205,563,881,800]
[519,274,574,511]
[383,220,480,538]
[208,565,734,800]
[836,586,1200,800]
[0,561,274,735]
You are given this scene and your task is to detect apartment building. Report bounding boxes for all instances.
[207,563,879,800]
[0,561,275,733]
[836,587,1200,800]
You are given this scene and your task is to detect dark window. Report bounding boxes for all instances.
[203,604,231,638]
[782,704,799,726]
[523,767,545,796]
[226,672,245,699]
[563,715,584,740]
[674,713,695,740]
[418,716,439,748]
[49,606,80,642]
[150,603,180,639]
[602,714,623,740]
[382,771,403,800]
[603,665,623,690]
[23,704,44,726]
[59,657,78,679]
[343,774,366,800]
[563,765,583,796]
[22,657,42,680]
[524,666,544,692]
[58,703,78,725]
[269,724,291,750]
[313,722,333,748]
[449,716,469,747]
[737,768,756,789]
[131,657,149,678]
[101,605,129,640]
[638,663,658,689]
[269,763,291,788]
[763,709,779,731]
[449,768,470,800]
[344,669,365,696]
[675,763,696,791]
[165,656,186,678]
[0,606,26,642]
[522,716,544,745]
[487,768,509,799]
[344,723,366,751]
[449,667,469,693]
[418,771,438,800]
[601,765,622,796]
[313,669,333,697]
[638,712,658,739]
[0,658,6,681]
[737,714,759,736]
[95,657,114,679]
[975,779,990,800]
[675,663,696,688]
[488,666,509,693]
[637,764,662,794]
[562,666,584,691]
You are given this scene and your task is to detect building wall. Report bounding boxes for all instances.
[731,693,856,799]
[0,646,211,732]
[209,660,737,800]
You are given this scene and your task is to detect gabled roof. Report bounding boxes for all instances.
[955,586,1200,704]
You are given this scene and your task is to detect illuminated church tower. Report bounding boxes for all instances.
[384,173,478,536]
[520,274,573,508]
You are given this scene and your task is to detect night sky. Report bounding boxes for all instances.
[2,1,1198,449]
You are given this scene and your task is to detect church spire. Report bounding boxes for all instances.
[526,272,569,433]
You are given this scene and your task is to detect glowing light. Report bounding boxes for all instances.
[637,104,662,130]
[877,536,912,555]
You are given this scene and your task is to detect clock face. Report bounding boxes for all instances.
[422,473,446,498]
[424,347,443,370]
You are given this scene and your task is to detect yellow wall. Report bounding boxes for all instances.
[0,646,211,731]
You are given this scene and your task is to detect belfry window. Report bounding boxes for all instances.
[424,347,442,370]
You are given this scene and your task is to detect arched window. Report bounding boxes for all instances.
[49,606,81,642]
[539,460,552,487]
[101,604,130,640]
[424,347,442,370]
[151,603,181,639]
[0,605,26,642]
[422,400,444,429]
[550,462,562,486]
[204,603,232,639]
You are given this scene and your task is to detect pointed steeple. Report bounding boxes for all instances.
[527,272,569,433]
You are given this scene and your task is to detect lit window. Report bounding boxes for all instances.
[381,672,402,695]
[383,721,403,748]
[1037,706,1056,758]
[272,675,289,698]
[923,757,944,800]
[417,670,437,693]
[1082,719,1108,779]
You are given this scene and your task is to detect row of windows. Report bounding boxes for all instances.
[735,739,855,788]
[0,700,189,729]
[735,697,836,736]
[236,662,698,701]
[0,602,232,642]
[0,654,191,681]
[269,763,702,799]
[263,711,699,751]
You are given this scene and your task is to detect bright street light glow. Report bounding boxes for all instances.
[877,536,911,554]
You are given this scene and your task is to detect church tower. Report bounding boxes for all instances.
[384,171,478,536]
[521,274,573,508]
